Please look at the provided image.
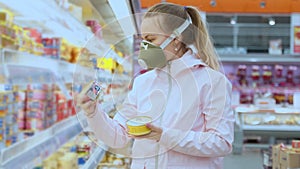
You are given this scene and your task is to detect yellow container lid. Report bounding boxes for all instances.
[126,116,152,136]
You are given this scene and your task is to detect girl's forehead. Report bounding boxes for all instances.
[141,17,165,36]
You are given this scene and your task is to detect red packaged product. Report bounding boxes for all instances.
[275,65,283,78]
[26,100,45,110]
[26,110,45,119]
[286,66,297,85]
[251,65,260,81]
[18,120,26,130]
[26,118,45,130]
[86,20,97,27]
[24,28,42,43]
[292,140,300,148]
[262,65,272,83]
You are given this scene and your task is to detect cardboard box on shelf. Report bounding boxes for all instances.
[272,144,283,169]
[279,148,300,169]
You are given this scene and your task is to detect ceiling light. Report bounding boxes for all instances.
[260,1,266,8]
[230,16,237,25]
[269,18,275,26]
[210,0,216,7]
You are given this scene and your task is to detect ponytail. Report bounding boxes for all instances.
[185,6,220,71]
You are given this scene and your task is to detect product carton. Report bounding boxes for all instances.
[279,148,300,169]
[272,144,281,169]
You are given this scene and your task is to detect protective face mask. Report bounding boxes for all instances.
[138,40,167,69]
[138,16,192,69]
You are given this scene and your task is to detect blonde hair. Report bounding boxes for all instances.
[144,3,220,71]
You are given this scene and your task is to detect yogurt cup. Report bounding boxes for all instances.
[126,116,152,136]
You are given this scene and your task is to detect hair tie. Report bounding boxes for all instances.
[183,6,187,10]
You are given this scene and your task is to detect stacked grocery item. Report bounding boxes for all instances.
[98,152,131,169]
[0,85,19,149]
[271,141,300,169]
[236,106,300,126]
[34,132,97,169]
[55,90,76,122]
[0,9,80,63]
[24,84,56,131]
[0,9,16,49]
[0,83,78,150]
[228,64,300,105]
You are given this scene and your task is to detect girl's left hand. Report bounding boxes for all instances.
[129,123,163,142]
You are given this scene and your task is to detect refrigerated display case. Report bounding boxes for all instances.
[0,0,135,168]
[220,54,300,154]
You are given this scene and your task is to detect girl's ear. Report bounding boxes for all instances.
[174,35,183,46]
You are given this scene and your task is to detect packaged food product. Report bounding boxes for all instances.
[262,65,272,84]
[27,91,46,100]
[126,116,152,136]
[292,140,300,148]
[275,65,283,78]
[26,118,45,130]
[251,65,260,81]
[27,100,45,110]
[85,81,102,101]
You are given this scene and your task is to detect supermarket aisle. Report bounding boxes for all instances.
[224,149,263,169]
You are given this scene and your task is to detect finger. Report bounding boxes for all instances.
[129,132,159,139]
[81,81,94,94]
[77,94,91,106]
[81,100,96,112]
[145,123,161,131]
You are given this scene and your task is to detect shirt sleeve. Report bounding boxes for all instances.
[158,73,235,157]
[86,80,139,149]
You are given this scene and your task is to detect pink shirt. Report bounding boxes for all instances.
[87,50,234,169]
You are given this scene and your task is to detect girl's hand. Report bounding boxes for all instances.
[76,83,98,118]
[129,123,163,142]
[77,93,97,118]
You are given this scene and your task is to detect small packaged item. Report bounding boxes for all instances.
[85,81,102,101]
[275,65,283,78]
[251,65,260,81]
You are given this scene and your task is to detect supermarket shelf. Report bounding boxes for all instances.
[80,146,106,169]
[97,71,131,84]
[0,114,87,169]
[1,49,131,84]
[0,0,92,47]
[0,48,93,81]
[220,54,300,64]
[0,0,131,67]
[242,125,300,131]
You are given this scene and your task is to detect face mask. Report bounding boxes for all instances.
[138,16,192,69]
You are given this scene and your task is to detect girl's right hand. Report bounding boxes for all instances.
[76,82,98,118]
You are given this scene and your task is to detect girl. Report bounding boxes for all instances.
[78,3,234,169]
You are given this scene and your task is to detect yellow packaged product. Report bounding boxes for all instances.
[57,153,78,169]
[0,9,14,26]
[43,158,57,169]
[126,116,152,136]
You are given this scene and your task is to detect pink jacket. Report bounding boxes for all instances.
[87,50,234,169]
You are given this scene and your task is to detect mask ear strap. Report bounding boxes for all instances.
[160,17,192,49]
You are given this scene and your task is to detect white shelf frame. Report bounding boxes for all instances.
[242,125,300,131]
[0,114,87,169]
[220,54,300,64]
[80,146,106,169]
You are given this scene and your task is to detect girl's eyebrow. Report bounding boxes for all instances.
[142,34,155,39]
